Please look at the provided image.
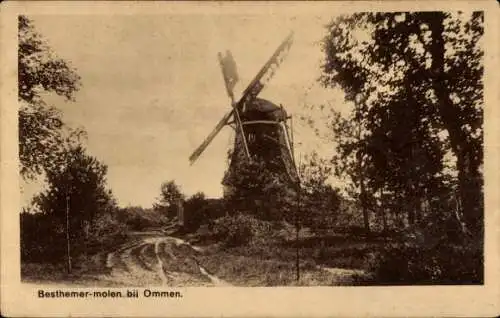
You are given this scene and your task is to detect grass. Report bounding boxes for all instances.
[21,223,386,287]
[20,232,137,285]
[188,225,483,286]
[21,262,125,287]
[190,231,379,286]
[195,250,361,286]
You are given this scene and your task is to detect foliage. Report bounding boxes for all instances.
[21,209,126,264]
[25,145,118,261]
[298,152,341,231]
[183,192,208,231]
[32,146,116,222]
[18,16,123,265]
[20,212,66,263]
[116,206,169,231]
[86,213,127,248]
[211,213,273,247]
[366,242,483,285]
[18,15,82,178]
[153,180,184,218]
[225,158,296,222]
[319,11,484,237]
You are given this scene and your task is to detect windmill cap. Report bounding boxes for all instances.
[243,98,287,121]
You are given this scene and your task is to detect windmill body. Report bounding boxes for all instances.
[189,32,299,200]
[222,98,298,197]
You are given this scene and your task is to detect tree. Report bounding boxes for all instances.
[225,157,296,222]
[325,103,373,233]
[184,192,208,231]
[299,152,341,231]
[18,15,81,179]
[153,180,184,218]
[320,11,484,238]
[32,145,117,249]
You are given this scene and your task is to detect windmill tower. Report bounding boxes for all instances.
[189,32,299,198]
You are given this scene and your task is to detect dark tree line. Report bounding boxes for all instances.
[315,11,483,241]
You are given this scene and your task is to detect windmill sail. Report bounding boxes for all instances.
[188,31,294,165]
[219,50,251,159]
[188,110,234,165]
[237,31,294,110]
[218,50,239,99]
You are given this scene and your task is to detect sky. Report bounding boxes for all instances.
[21,11,351,208]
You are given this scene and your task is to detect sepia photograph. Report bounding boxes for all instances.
[1,1,499,317]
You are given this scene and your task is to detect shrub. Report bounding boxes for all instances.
[20,212,66,263]
[21,210,128,264]
[366,241,483,285]
[85,213,128,253]
[117,206,169,231]
[126,214,151,231]
[211,213,273,247]
[183,192,208,232]
[224,158,296,222]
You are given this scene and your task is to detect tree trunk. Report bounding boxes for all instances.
[427,12,483,239]
[415,197,422,223]
[355,111,370,235]
[457,153,483,237]
[380,189,387,232]
[357,148,370,234]
[407,199,415,226]
[360,182,370,234]
[407,183,415,226]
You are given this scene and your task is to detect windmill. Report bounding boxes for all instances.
[188,32,300,196]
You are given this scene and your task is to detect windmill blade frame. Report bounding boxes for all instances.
[188,31,295,165]
[218,50,239,101]
[236,31,294,112]
[188,110,234,164]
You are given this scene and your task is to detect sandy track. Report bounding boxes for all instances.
[96,234,229,287]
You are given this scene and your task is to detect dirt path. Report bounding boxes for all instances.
[95,233,229,287]
[23,230,367,287]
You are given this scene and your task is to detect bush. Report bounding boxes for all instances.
[21,212,66,263]
[224,158,296,222]
[117,206,169,231]
[366,241,483,285]
[85,213,128,253]
[211,213,273,247]
[183,192,208,232]
[126,215,152,231]
[21,210,128,264]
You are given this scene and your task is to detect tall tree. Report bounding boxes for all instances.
[154,180,185,218]
[184,192,208,231]
[18,15,81,178]
[32,144,116,246]
[299,152,341,231]
[326,102,373,233]
[321,11,484,238]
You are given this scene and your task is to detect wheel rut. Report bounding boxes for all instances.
[98,235,230,287]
